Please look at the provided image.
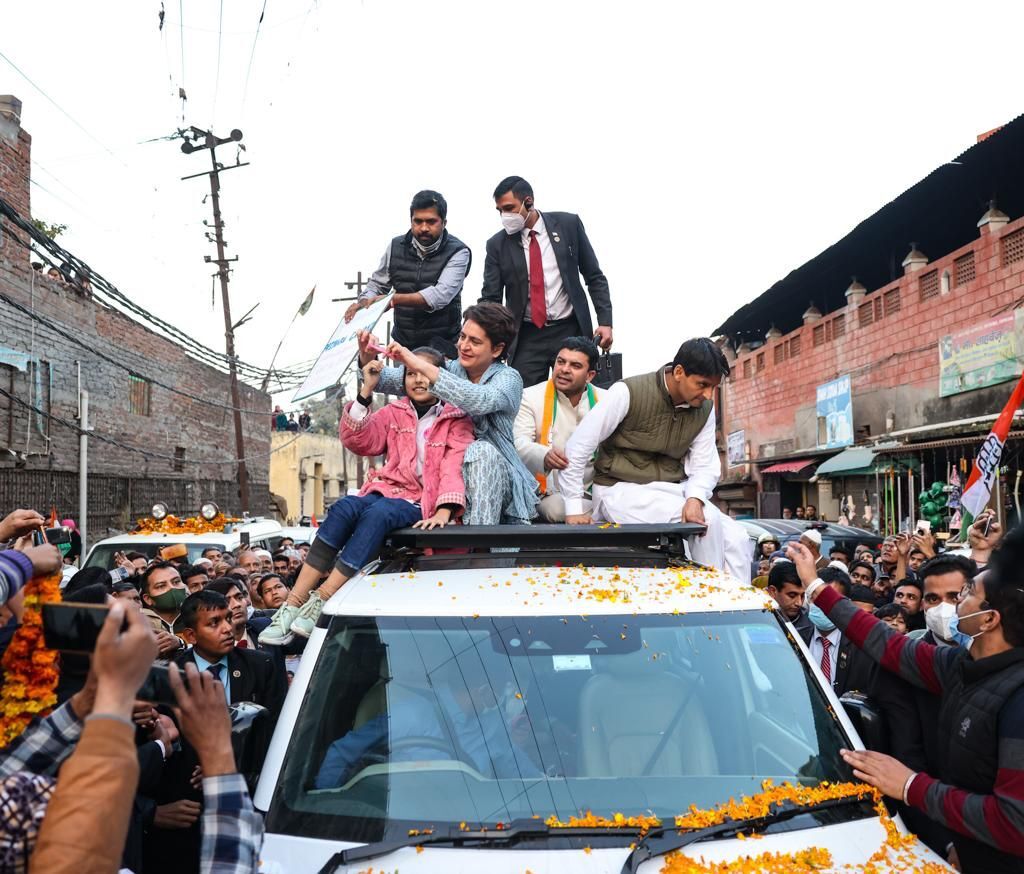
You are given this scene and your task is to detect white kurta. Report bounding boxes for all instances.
[559,378,752,584]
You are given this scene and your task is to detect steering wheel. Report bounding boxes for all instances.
[388,735,457,758]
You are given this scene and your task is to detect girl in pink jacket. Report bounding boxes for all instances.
[260,347,475,645]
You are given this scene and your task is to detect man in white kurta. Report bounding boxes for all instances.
[559,339,752,584]
[513,338,606,521]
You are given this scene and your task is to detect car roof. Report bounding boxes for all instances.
[324,564,773,618]
[276,525,318,542]
[738,519,881,541]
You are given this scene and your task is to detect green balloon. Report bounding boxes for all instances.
[918,491,931,504]
[930,482,945,497]
[921,501,938,515]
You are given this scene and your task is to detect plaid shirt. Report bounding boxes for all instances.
[0,700,82,779]
[201,773,264,874]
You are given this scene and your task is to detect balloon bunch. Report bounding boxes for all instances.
[917,480,948,530]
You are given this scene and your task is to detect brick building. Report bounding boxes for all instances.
[0,95,271,542]
[715,113,1024,532]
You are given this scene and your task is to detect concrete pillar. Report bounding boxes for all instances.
[845,277,867,308]
[802,304,822,325]
[977,201,1009,236]
[902,243,928,273]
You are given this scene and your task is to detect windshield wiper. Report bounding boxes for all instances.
[318,818,646,872]
[619,796,871,874]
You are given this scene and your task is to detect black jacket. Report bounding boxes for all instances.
[480,211,612,360]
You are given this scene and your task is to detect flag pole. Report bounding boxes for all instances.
[260,285,316,393]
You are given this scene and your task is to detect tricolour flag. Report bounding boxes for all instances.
[959,370,1024,537]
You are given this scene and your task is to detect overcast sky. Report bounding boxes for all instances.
[5,1,1024,411]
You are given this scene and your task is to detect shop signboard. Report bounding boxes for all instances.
[938,311,1024,397]
[726,430,745,467]
[816,374,853,449]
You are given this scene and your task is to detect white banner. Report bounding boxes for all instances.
[291,293,393,402]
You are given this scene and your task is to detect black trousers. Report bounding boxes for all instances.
[510,316,581,388]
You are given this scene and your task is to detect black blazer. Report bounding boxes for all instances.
[480,211,612,359]
[176,646,287,725]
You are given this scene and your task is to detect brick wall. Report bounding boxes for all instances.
[721,214,1024,479]
[0,98,271,530]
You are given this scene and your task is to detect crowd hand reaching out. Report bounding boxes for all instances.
[91,600,159,720]
[413,508,452,530]
[839,748,914,801]
[167,661,236,779]
[894,531,912,558]
[786,541,822,589]
[24,544,62,578]
[911,529,937,558]
[0,508,46,542]
[968,510,1002,551]
[155,630,183,658]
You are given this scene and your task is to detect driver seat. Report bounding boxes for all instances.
[577,652,718,777]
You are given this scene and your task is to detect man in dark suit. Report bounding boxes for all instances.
[481,176,613,386]
[797,566,876,697]
[145,590,286,874]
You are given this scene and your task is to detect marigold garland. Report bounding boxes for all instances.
[133,512,239,535]
[537,781,948,873]
[0,569,62,746]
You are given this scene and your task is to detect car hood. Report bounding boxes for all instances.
[257,814,951,873]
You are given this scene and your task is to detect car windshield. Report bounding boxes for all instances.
[266,610,862,844]
[83,542,228,569]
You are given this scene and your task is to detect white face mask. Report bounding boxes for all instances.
[924,601,957,643]
[501,208,527,235]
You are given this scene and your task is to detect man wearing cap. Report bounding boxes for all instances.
[753,533,781,578]
[560,337,751,584]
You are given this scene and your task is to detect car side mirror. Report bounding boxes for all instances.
[839,691,887,754]
[229,701,271,791]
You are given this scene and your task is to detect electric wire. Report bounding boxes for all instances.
[0,49,128,168]
[0,291,286,417]
[179,0,187,121]
[211,0,224,125]
[0,384,303,467]
[0,199,308,382]
[241,0,270,116]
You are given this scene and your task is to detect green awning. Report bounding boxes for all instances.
[816,447,878,476]
[816,446,919,477]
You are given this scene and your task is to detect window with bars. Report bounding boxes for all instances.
[128,375,151,416]
[919,269,939,301]
[954,251,975,286]
[756,352,765,372]
[773,343,785,365]
[812,316,845,347]
[831,314,846,338]
[813,323,825,347]
[743,359,752,378]
[789,335,801,358]
[1002,228,1024,267]
[883,287,901,316]
[859,300,875,328]
[173,447,185,472]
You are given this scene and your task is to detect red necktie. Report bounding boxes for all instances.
[236,638,249,649]
[819,636,832,683]
[528,230,546,329]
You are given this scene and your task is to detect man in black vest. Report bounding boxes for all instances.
[480,176,612,387]
[345,190,471,355]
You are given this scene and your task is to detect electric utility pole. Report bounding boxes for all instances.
[180,127,252,512]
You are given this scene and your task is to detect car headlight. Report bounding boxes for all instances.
[151,502,169,521]
[199,501,220,521]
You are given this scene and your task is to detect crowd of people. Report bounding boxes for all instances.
[269,408,311,432]
[0,508,278,873]
[0,173,1020,872]
[760,512,1024,871]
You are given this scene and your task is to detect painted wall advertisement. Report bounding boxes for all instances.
[816,374,853,449]
[938,311,1024,398]
[726,430,746,467]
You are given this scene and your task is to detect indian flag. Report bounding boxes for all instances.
[959,370,1024,536]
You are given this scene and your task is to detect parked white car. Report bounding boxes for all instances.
[253,524,950,873]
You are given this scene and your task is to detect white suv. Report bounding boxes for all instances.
[254,524,949,873]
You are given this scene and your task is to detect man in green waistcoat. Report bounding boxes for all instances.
[559,337,752,583]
